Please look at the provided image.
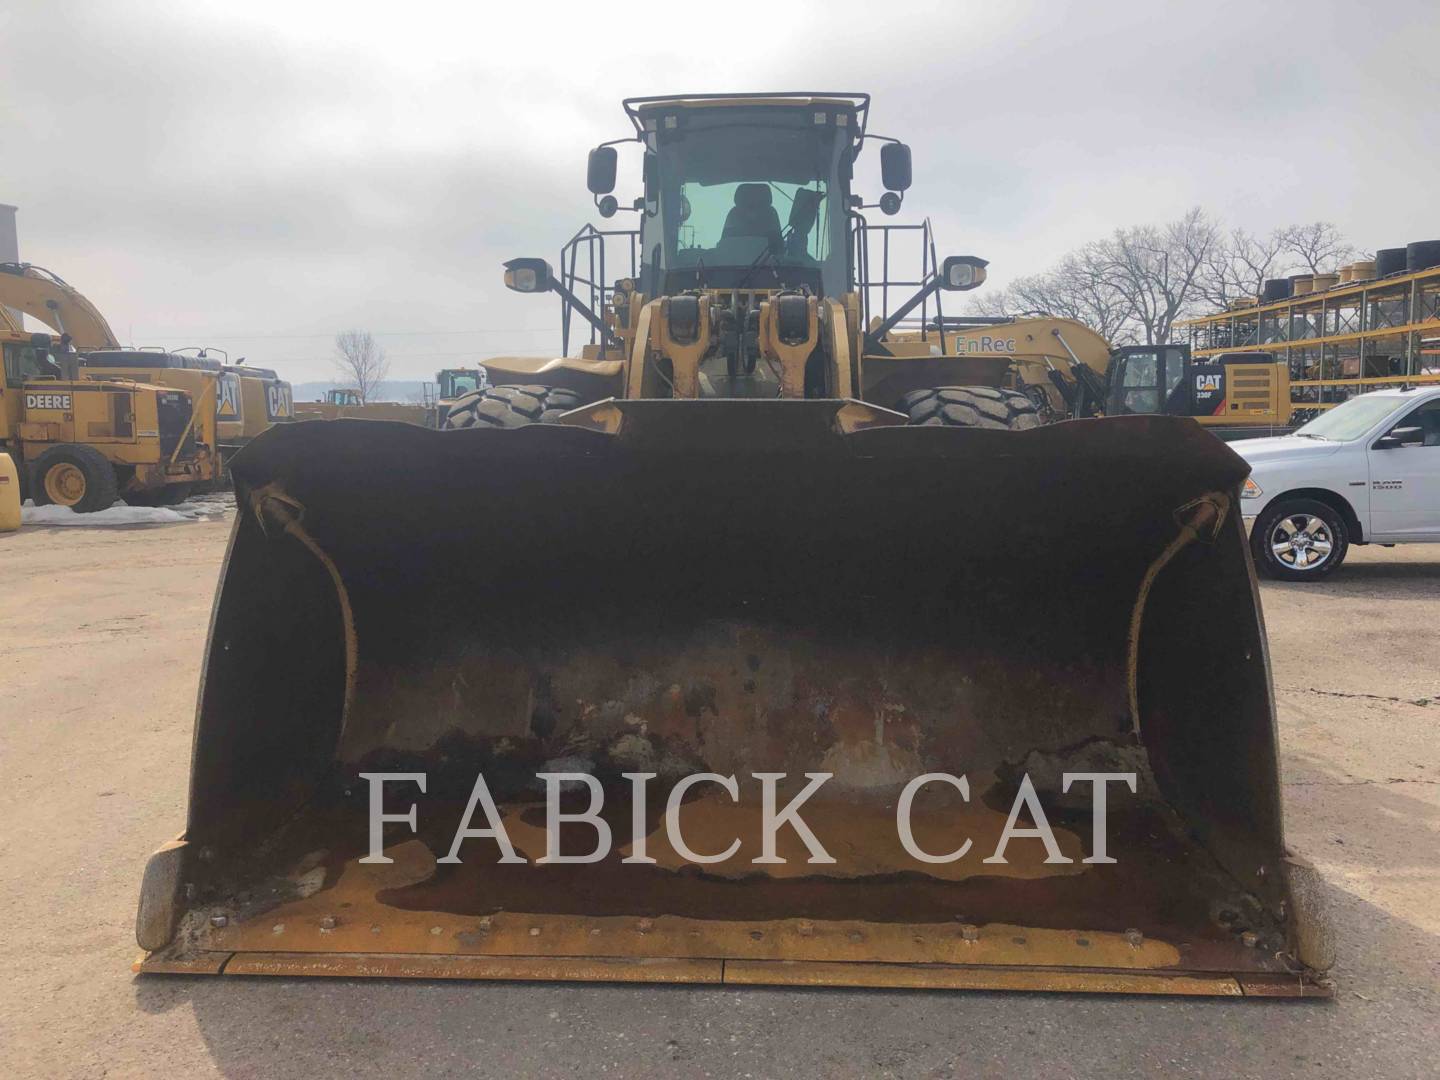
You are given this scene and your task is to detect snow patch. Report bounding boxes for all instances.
[21,492,233,527]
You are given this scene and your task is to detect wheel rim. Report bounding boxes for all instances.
[1269,514,1334,570]
[44,462,88,506]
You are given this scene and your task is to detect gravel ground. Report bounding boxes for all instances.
[0,515,1435,1079]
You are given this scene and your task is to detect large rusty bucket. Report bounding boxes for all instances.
[135,401,1331,995]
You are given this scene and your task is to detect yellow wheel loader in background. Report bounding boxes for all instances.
[295,370,489,427]
[294,387,432,425]
[136,93,1331,997]
[0,263,294,476]
[0,329,206,510]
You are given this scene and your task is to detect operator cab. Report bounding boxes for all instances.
[1107,345,1192,416]
[3,338,63,383]
[500,93,955,401]
[636,100,855,297]
[436,368,487,400]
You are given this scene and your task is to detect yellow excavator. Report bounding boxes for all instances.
[931,314,1300,440]
[135,93,1330,997]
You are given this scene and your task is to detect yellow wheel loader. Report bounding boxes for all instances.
[294,387,432,425]
[135,93,1331,997]
[1,332,206,510]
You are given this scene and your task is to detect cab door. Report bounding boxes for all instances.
[1366,398,1440,540]
[1107,345,1188,415]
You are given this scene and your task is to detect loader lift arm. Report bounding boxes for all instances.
[0,263,120,350]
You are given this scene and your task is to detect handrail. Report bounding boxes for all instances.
[559,224,639,357]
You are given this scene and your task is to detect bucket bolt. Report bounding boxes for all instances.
[319,914,339,931]
[1124,928,1144,947]
[209,914,228,929]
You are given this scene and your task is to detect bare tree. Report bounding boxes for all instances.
[1198,226,1289,308]
[1277,222,1359,275]
[333,330,390,404]
[971,243,1133,343]
[1102,208,1219,344]
[970,212,1359,345]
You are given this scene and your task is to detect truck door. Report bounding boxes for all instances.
[1367,398,1440,540]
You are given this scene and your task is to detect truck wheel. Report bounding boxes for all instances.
[1251,498,1349,581]
[442,385,583,429]
[899,386,1042,430]
[30,444,120,513]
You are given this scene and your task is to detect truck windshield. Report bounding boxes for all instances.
[1292,394,1404,441]
[644,113,849,294]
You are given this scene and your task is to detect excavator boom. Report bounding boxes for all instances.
[0,263,120,349]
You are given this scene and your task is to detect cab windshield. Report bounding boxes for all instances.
[642,109,850,295]
[442,372,481,397]
[2,343,62,385]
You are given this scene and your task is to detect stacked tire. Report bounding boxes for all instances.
[899,386,1043,431]
[442,385,583,429]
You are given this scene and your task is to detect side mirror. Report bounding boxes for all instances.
[597,195,619,219]
[881,142,912,192]
[1374,425,1424,449]
[503,257,555,294]
[940,255,989,291]
[587,146,617,194]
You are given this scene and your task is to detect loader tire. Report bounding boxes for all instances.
[30,443,120,513]
[442,385,584,429]
[127,483,193,507]
[899,386,1043,430]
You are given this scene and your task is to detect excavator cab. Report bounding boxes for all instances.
[1106,345,1192,416]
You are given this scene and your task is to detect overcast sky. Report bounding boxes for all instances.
[2,0,1436,385]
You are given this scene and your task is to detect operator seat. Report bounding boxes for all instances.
[722,183,783,254]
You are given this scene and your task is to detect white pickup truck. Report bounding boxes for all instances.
[1237,385,1440,580]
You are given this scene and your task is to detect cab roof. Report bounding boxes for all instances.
[624,92,870,140]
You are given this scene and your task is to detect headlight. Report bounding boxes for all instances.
[502,258,554,294]
[1242,477,1263,499]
